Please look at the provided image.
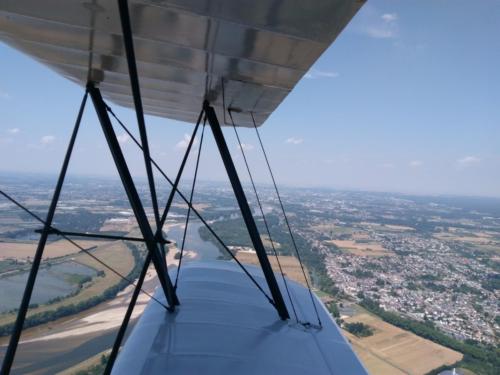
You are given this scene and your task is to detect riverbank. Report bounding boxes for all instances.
[0,241,137,335]
[0,223,208,373]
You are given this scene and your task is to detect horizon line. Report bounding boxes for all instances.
[1,170,500,201]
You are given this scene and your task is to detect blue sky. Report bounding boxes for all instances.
[0,0,499,197]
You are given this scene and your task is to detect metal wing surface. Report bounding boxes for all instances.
[112,262,369,375]
[0,0,364,126]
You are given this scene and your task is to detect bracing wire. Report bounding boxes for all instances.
[250,112,322,327]
[0,190,169,311]
[175,120,206,289]
[104,104,276,306]
[228,111,299,322]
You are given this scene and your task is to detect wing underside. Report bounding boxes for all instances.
[0,0,364,126]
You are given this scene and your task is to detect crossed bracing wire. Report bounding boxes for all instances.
[228,111,299,322]
[174,118,206,289]
[0,99,322,333]
[0,190,168,310]
[0,99,281,374]
[228,109,323,328]
[249,112,323,328]
[105,105,275,306]
[0,96,323,375]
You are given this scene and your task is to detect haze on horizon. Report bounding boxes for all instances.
[0,0,499,198]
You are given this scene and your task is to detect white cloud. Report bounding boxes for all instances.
[7,128,20,134]
[175,133,197,150]
[457,155,480,167]
[381,13,398,23]
[285,137,303,145]
[304,69,339,80]
[409,160,423,168]
[365,12,399,39]
[117,133,130,144]
[238,143,254,151]
[0,90,10,99]
[40,135,55,145]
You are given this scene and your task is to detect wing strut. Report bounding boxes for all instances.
[228,110,299,322]
[117,0,177,300]
[100,101,285,371]
[106,103,276,306]
[251,112,323,328]
[103,106,205,375]
[0,90,88,375]
[204,101,290,320]
[88,83,178,311]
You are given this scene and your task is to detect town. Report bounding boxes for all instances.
[284,190,499,345]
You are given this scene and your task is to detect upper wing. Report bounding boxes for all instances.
[0,0,364,126]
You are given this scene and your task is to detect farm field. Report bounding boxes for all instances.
[260,234,281,250]
[326,239,393,257]
[360,222,415,232]
[434,233,494,244]
[171,202,211,212]
[433,229,500,254]
[235,251,310,286]
[0,239,109,260]
[343,312,463,375]
[310,223,356,235]
[99,218,136,232]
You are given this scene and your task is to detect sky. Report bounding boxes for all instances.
[0,0,499,197]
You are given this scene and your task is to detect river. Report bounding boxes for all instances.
[166,221,222,261]
[0,262,97,314]
[0,220,224,374]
